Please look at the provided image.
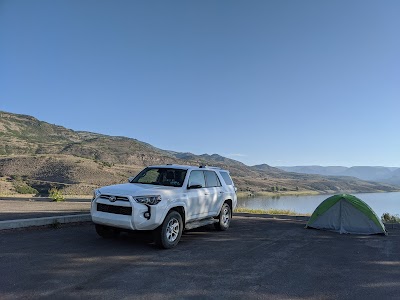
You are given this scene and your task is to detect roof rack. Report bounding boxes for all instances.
[199,165,221,169]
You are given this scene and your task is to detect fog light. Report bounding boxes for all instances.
[144,212,150,219]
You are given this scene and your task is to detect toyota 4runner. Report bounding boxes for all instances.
[91,165,237,249]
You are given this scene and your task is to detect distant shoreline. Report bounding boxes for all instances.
[236,189,400,199]
[2,189,398,200]
[236,190,320,198]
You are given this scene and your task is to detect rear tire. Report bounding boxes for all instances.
[214,203,231,231]
[154,211,183,249]
[95,224,120,239]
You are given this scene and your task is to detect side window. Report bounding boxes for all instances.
[188,171,205,188]
[220,171,233,185]
[205,171,221,187]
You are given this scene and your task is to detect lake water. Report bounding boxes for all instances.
[237,192,400,217]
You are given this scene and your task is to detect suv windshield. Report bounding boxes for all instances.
[131,168,187,187]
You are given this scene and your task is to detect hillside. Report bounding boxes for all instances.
[1,111,399,196]
[277,166,400,185]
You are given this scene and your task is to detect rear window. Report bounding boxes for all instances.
[219,171,233,185]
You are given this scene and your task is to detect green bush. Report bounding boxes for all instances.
[12,178,38,195]
[101,161,114,167]
[49,187,65,202]
[381,213,400,223]
[14,184,38,195]
[10,175,22,181]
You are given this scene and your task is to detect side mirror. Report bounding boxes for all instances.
[188,183,203,189]
[128,177,135,183]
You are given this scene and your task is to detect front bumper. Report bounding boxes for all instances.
[91,196,166,231]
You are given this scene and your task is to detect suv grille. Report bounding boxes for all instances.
[99,194,130,202]
[97,203,132,216]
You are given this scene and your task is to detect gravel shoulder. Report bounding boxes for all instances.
[0,214,399,299]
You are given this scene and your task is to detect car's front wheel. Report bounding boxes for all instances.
[154,211,183,249]
[214,203,231,231]
[95,224,120,239]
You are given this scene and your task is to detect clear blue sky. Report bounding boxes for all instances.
[1,0,399,167]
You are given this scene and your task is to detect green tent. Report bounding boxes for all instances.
[306,194,387,235]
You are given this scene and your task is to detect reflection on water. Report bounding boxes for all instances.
[237,192,400,217]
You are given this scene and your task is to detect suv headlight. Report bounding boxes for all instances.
[92,189,101,201]
[133,195,161,205]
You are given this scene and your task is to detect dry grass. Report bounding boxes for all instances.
[234,207,311,216]
[0,177,15,195]
[236,190,320,198]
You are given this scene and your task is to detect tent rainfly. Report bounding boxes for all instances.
[306,194,387,235]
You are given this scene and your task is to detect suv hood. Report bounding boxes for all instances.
[98,183,180,196]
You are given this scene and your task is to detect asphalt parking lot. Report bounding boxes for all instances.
[0,197,90,221]
[1,214,399,300]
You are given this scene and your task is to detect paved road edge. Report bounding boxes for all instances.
[0,213,397,231]
[0,214,91,230]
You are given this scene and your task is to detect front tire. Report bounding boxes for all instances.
[154,211,183,249]
[214,203,231,231]
[95,224,120,239]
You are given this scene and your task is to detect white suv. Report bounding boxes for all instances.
[91,165,237,248]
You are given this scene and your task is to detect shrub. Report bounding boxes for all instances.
[381,213,400,223]
[12,179,38,195]
[101,161,114,167]
[14,184,38,195]
[10,175,22,181]
[49,187,65,202]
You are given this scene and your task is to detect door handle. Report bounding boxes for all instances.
[204,193,209,195]
[219,191,224,194]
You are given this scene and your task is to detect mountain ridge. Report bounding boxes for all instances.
[276,165,400,185]
[1,110,398,195]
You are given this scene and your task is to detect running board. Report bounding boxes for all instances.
[185,218,218,230]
